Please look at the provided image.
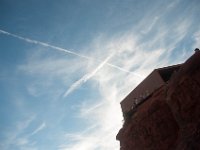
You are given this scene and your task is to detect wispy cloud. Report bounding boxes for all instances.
[0,0,198,150]
[16,115,36,131]
[0,29,138,76]
[63,54,113,97]
[58,12,194,149]
[30,122,46,136]
[193,30,200,49]
[141,16,160,34]
[5,13,192,150]
[0,116,46,150]
[0,115,36,150]
[11,13,192,150]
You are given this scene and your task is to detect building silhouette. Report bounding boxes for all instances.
[121,64,181,116]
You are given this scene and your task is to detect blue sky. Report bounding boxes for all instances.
[0,0,200,149]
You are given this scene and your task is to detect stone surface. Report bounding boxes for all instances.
[117,51,200,150]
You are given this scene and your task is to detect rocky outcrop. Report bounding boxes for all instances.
[117,50,200,150]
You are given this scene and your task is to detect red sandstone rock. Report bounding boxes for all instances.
[117,50,200,150]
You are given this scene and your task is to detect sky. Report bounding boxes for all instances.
[0,0,200,149]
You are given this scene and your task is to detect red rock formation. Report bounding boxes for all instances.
[117,50,200,150]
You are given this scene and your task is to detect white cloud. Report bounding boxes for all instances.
[16,115,36,131]
[1,29,137,77]
[16,138,29,146]
[0,1,198,150]
[193,30,200,49]
[167,0,180,9]
[30,122,46,136]
[0,115,36,150]
[58,14,192,150]
[3,4,193,150]
[63,54,113,97]
[141,16,160,34]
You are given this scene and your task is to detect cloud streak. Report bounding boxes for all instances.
[0,29,141,77]
[0,115,36,150]
[58,12,194,149]
[30,122,46,136]
[0,29,91,60]
[63,54,113,97]
[0,1,198,150]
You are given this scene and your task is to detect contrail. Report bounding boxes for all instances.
[30,122,46,136]
[107,63,138,75]
[63,55,112,97]
[0,29,142,78]
[0,29,91,60]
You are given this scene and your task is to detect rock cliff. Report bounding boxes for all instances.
[117,50,200,150]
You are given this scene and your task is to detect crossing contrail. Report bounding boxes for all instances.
[63,54,113,97]
[0,29,91,60]
[0,29,142,78]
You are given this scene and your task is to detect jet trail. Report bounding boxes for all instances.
[0,29,91,60]
[63,55,112,97]
[0,29,142,78]
[106,63,142,78]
